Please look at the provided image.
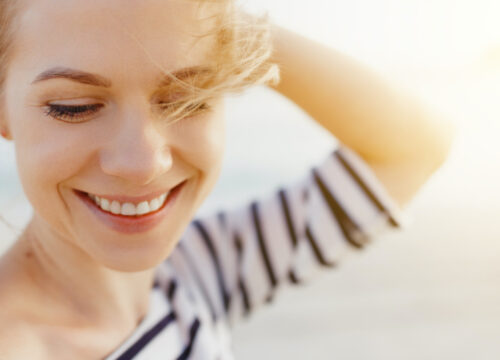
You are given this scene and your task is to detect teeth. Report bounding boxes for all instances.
[149,198,160,212]
[121,203,136,216]
[100,198,110,211]
[136,201,150,215]
[110,201,121,215]
[86,191,170,217]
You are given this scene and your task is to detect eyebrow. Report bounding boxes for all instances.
[31,65,210,88]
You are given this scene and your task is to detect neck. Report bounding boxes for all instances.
[12,216,156,330]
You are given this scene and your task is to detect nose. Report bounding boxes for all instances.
[99,114,173,186]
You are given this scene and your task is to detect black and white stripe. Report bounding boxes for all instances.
[104,144,408,359]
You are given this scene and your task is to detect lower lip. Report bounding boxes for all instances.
[74,181,187,234]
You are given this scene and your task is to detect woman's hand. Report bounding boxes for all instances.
[268,24,457,207]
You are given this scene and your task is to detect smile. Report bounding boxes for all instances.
[73,180,188,234]
[87,192,169,217]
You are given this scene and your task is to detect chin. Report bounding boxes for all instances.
[68,178,199,271]
[97,242,176,273]
[77,226,180,273]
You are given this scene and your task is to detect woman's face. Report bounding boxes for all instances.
[2,0,225,270]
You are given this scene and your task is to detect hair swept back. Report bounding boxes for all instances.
[151,0,280,122]
[0,0,279,231]
[0,0,280,123]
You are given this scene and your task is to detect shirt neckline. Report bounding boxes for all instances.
[103,285,169,359]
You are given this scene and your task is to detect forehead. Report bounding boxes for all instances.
[10,0,216,85]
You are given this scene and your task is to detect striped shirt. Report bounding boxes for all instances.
[103,144,410,360]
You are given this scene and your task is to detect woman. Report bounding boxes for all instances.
[0,0,456,359]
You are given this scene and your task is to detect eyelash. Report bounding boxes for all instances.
[44,104,104,123]
[44,102,210,123]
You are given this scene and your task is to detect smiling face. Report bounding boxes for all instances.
[1,0,226,271]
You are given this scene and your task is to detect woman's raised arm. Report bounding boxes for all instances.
[269,25,457,208]
[158,20,454,331]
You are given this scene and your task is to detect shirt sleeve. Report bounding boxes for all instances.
[165,143,411,328]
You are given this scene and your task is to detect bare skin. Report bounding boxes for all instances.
[0,2,455,359]
[0,228,147,359]
[269,25,457,208]
[0,0,226,357]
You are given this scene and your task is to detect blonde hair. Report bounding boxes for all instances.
[0,0,280,231]
[0,0,280,122]
[151,1,280,122]
[0,0,19,98]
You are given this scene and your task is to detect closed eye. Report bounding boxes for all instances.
[44,103,104,123]
[154,100,211,123]
[157,101,209,112]
[44,101,210,124]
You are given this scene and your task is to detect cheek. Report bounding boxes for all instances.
[14,119,94,181]
[165,110,225,204]
[12,114,97,226]
[168,110,226,175]
[7,81,97,188]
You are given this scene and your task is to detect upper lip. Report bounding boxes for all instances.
[77,180,187,204]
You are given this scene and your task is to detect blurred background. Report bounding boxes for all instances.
[1,0,499,359]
